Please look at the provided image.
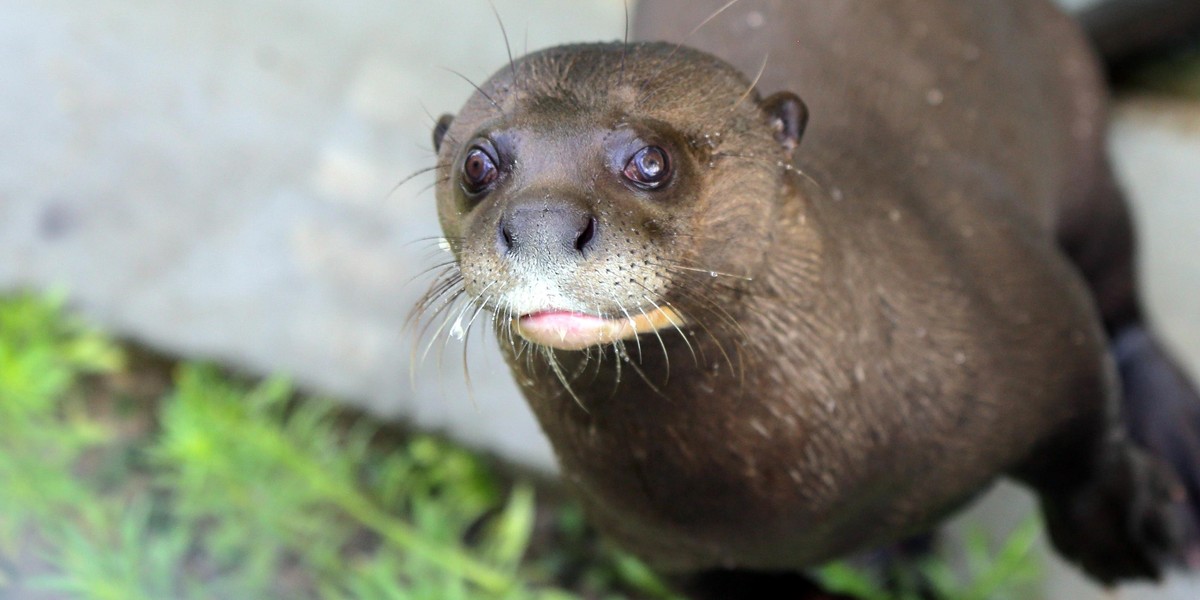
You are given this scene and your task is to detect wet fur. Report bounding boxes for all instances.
[415,0,1200,588]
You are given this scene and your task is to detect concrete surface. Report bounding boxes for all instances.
[1,0,1198,597]
[0,0,631,470]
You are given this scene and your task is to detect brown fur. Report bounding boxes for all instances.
[425,0,1194,586]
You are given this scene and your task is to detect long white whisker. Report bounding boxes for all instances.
[544,346,588,412]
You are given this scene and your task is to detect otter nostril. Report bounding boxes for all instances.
[499,219,514,254]
[575,216,597,253]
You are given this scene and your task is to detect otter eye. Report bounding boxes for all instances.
[462,147,498,193]
[623,146,671,189]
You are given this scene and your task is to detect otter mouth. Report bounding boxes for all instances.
[513,306,684,351]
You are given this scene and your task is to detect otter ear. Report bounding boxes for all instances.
[432,113,454,152]
[760,92,809,154]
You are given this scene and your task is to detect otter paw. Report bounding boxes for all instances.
[1040,443,1188,585]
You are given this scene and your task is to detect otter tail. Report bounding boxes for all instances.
[1114,325,1200,566]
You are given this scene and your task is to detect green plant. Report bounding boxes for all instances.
[817,517,1043,600]
[0,292,125,552]
[0,293,677,599]
[0,292,1046,599]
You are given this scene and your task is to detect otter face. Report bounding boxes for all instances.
[427,42,806,353]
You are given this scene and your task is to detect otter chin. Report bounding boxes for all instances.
[418,0,1200,591]
[514,307,685,351]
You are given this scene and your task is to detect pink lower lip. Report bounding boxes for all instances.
[520,311,606,329]
[512,306,685,351]
[515,310,622,351]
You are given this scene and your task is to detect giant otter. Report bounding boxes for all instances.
[418,0,1200,591]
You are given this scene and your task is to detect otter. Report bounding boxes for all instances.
[418,0,1200,591]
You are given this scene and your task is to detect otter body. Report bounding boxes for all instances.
[426,0,1199,585]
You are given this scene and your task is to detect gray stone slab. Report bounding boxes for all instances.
[0,0,626,470]
[1112,98,1200,378]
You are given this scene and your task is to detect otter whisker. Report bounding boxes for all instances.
[583,306,611,388]
[543,346,588,412]
[659,263,763,324]
[404,234,465,248]
[571,351,594,381]
[460,292,497,411]
[634,302,672,382]
[667,231,760,243]
[407,268,463,327]
[442,67,506,116]
[636,279,742,376]
[424,280,496,367]
[638,297,686,372]
[416,176,452,197]
[588,343,609,388]
[438,286,496,392]
[710,151,760,161]
[462,290,494,341]
[606,341,623,399]
[428,292,474,371]
[389,163,450,199]
[614,339,629,388]
[522,338,535,372]
[630,273,747,342]
[460,310,480,410]
[420,101,459,148]
[660,300,707,366]
[616,302,644,363]
[618,0,630,88]
[732,52,770,111]
[687,288,752,349]
[686,0,744,40]
[634,0,744,106]
[410,270,463,327]
[403,259,461,289]
[679,302,739,378]
[486,0,520,93]
[502,303,519,354]
[633,277,715,369]
[406,273,463,340]
[616,342,669,400]
[650,261,754,282]
[408,286,465,389]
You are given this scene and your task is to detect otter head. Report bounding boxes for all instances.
[430,42,807,352]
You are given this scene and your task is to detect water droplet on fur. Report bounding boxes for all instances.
[710,271,718,277]
[450,315,467,340]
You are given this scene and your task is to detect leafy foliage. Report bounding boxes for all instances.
[0,293,1045,599]
[0,293,668,599]
[817,518,1043,600]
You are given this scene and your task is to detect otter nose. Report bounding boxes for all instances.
[498,203,598,259]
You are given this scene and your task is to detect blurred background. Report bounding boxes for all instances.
[1,0,1198,598]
